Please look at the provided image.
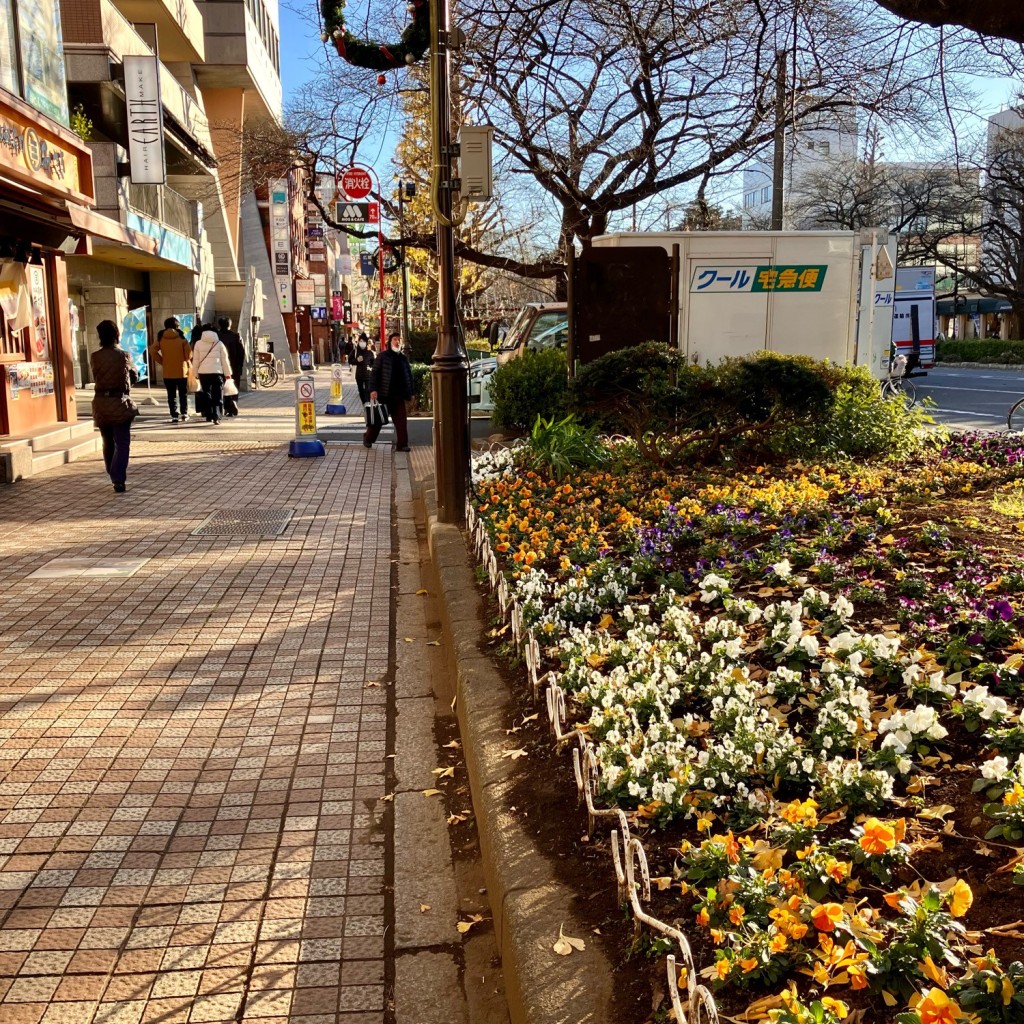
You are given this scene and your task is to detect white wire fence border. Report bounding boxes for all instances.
[465,495,720,1024]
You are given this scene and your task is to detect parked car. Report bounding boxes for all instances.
[469,302,568,412]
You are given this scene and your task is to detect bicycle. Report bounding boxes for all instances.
[1007,396,1024,432]
[880,374,917,406]
[251,356,278,388]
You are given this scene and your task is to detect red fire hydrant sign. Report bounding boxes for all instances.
[339,166,372,200]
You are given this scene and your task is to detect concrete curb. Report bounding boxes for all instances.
[420,495,617,1024]
[935,361,1024,371]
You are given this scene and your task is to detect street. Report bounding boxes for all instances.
[916,365,1023,432]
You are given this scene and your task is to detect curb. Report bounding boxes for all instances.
[935,361,1024,371]
[418,487,617,1024]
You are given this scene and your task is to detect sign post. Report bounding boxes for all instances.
[288,375,326,458]
[325,363,346,415]
[338,165,386,352]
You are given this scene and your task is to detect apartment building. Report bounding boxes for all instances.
[58,0,285,383]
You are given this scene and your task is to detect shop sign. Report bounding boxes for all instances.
[270,177,291,311]
[28,265,48,358]
[7,361,54,399]
[0,94,91,202]
[124,55,165,184]
[295,278,315,305]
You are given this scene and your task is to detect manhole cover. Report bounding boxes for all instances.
[28,557,150,580]
[192,506,295,538]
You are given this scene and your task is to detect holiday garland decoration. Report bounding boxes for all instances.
[319,0,430,72]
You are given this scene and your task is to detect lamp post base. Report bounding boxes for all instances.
[288,439,326,458]
[431,334,468,525]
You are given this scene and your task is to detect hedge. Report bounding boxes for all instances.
[936,338,1024,364]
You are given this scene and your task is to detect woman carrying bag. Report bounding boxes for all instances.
[191,328,232,424]
[90,320,139,493]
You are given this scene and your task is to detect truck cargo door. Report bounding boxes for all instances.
[685,260,769,366]
[572,246,671,365]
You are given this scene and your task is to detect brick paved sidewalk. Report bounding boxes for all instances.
[0,437,394,1024]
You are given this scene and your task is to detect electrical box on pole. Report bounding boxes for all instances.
[458,125,494,201]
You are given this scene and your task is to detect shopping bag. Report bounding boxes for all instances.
[186,364,200,393]
[194,388,209,418]
[364,399,390,429]
[223,377,238,396]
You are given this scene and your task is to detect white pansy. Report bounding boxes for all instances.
[771,558,793,579]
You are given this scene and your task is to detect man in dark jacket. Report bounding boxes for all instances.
[363,333,414,451]
[217,318,245,416]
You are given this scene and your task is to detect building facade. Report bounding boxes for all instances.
[0,0,98,442]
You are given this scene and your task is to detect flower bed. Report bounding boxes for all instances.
[471,433,1024,1024]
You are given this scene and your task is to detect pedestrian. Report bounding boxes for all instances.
[90,320,138,493]
[154,316,192,423]
[343,335,355,367]
[363,332,413,452]
[217,318,245,416]
[191,328,233,424]
[353,332,374,405]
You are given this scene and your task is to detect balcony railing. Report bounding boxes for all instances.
[121,180,196,237]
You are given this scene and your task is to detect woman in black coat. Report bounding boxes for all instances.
[352,333,375,404]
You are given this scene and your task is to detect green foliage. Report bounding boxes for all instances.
[70,104,93,141]
[937,338,1024,364]
[952,954,1024,1023]
[523,414,610,480]
[571,346,838,465]
[489,349,569,430]
[773,364,933,460]
[410,362,432,412]
[407,329,437,364]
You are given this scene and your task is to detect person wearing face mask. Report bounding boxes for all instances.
[363,333,414,452]
[353,333,375,405]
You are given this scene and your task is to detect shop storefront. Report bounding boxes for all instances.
[0,90,95,438]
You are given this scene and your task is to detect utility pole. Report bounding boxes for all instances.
[771,49,786,231]
[397,180,414,343]
[430,0,469,523]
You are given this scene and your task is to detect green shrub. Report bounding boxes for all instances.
[523,414,610,480]
[489,349,569,430]
[407,329,437,364]
[936,338,1024,364]
[410,362,432,413]
[772,364,932,459]
[571,345,838,464]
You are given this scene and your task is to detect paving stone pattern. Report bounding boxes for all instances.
[0,432,393,1024]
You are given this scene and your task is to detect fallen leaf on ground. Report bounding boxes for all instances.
[426,640,442,646]
[521,713,539,723]
[443,740,461,749]
[553,923,586,955]
[381,794,394,802]
[502,748,528,760]
[457,914,487,934]
[416,589,428,596]
[432,766,455,779]
[419,904,431,913]
[422,789,442,797]
[403,637,415,643]
[364,681,379,688]
[447,812,470,825]
[651,876,673,891]
[918,804,956,821]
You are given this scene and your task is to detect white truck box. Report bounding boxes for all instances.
[591,229,898,380]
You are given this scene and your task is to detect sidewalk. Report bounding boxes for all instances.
[0,411,394,1023]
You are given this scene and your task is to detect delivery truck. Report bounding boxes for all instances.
[575,228,899,381]
[469,229,902,413]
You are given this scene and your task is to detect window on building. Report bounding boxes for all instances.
[818,141,830,156]
[761,186,771,203]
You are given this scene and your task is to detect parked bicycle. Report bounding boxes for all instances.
[251,352,279,388]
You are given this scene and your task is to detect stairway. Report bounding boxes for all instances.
[0,422,102,483]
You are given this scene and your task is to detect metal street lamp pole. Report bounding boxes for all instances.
[430,0,468,524]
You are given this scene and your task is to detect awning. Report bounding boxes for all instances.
[65,205,159,256]
[936,296,1012,315]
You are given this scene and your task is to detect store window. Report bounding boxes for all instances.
[0,0,19,95]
